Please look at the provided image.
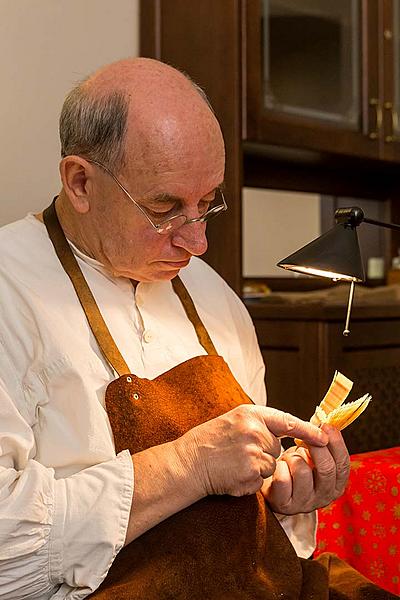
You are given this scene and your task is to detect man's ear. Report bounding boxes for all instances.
[59,156,93,214]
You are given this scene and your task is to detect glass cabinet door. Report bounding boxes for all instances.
[262,0,360,127]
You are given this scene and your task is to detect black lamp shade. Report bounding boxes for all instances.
[277,223,365,282]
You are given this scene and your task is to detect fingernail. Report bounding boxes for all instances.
[318,429,329,444]
[321,424,334,435]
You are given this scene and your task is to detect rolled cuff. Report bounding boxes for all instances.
[51,449,133,597]
[276,511,317,558]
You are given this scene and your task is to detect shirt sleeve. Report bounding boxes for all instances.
[0,373,133,599]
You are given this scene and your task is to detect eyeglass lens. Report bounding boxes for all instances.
[155,190,226,234]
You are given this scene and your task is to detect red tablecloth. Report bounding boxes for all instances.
[315,446,400,596]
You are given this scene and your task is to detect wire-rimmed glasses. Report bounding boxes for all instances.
[87,159,227,234]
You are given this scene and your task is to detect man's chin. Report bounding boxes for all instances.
[153,266,187,280]
[153,258,191,277]
[112,259,191,282]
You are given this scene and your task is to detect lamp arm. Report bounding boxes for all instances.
[335,207,400,231]
[363,216,400,231]
[343,280,355,336]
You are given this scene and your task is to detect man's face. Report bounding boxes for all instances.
[69,63,227,282]
[86,126,225,282]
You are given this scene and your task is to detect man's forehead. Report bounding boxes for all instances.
[122,120,225,191]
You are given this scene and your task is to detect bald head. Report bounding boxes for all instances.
[60,58,225,185]
[84,57,211,107]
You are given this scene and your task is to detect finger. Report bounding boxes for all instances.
[306,444,337,504]
[257,407,328,447]
[259,453,277,479]
[291,445,314,468]
[284,452,314,506]
[252,476,265,494]
[266,460,293,510]
[307,426,350,498]
[255,426,282,459]
[321,425,350,496]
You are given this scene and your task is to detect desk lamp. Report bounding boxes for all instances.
[277,207,400,335]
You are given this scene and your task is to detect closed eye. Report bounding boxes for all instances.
[141,192,217,218]
[198,199,212,215]
[145,204,178,217]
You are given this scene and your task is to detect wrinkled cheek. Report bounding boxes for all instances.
[119,234,167,271]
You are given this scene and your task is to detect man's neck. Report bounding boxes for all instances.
[53,193,98,259]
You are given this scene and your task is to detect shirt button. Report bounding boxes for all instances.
[143,330,154,343]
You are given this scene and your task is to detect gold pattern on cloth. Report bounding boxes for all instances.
[315,447,400,596]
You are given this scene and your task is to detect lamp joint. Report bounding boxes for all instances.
[334,207,364,228]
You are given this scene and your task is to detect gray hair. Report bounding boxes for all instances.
[59,68,213,173]
[59,86,129,172]
[186,77,214,113]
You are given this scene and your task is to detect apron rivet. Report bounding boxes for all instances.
[126,376,132,383]
[133,393,139,400]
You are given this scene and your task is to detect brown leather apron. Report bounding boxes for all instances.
[43,201,396,600]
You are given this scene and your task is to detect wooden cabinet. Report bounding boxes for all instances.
[246,0,400,162]
[141,0,400,294]
[248,299,400,454]
[246,1,372,158]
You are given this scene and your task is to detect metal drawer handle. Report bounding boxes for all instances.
[384,102,399,143]
[368,98,382,140]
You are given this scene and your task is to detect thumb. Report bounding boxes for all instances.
[257,407,328,446]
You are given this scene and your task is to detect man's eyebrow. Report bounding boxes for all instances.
[148,183,226,204]
[148,193,183,204]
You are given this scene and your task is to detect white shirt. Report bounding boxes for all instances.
[0,214,316,599]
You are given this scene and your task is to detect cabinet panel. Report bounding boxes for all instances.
[381,0,400,160]
[335,347,400,454]
[261,350,305,414]
[251,305,400,455]
[255,319,324,419]
[245,0,380,159]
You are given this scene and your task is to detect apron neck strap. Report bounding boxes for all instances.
[171,277,217,356]
[43,199,131,376]
[43,199,217,376]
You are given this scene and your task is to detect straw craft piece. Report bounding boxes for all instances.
[295,371,371,446]
[314,393,371,430]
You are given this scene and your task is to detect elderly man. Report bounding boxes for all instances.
[0,58,395,600]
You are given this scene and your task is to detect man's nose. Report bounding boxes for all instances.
[171,221,208,256]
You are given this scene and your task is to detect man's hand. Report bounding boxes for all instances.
[179,405,328,498]
[262,424,350,514]
[126,405,329,544]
